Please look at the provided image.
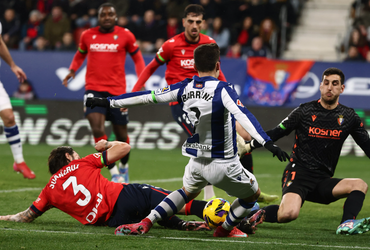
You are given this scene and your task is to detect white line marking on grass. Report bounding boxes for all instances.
[1,228,369,249]
[0,188,42,193]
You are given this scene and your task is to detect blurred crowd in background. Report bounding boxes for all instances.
[0,0,303,59]
[343,0,370,62]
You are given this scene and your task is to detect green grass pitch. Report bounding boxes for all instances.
[0,143,369,250]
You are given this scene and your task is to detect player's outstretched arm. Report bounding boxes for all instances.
[0,207,39,223]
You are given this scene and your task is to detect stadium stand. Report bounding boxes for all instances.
[1,0,308,59]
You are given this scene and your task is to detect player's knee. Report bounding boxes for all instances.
[2,112,16,127]
[277,209,299,223]
[353,179,368,194]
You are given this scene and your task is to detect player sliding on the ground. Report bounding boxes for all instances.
[0,139,211,232]
[86,43,289,237]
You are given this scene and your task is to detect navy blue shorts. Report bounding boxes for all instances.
[84,90,129,125]
[171,104,193,136]
[282,162,342,205]
[106,183,171,227]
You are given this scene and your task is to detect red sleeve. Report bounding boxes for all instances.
[131,49,145,77]
[69,31,88,71]
[69,50,87,72]
[32,188,52,214]
[131,58,161,92]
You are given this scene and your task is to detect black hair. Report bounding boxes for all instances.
[322,67,345,85]
[194,43,220,72]
[183,4,204,19]
[98,2,116,12]
[48,146,74,174]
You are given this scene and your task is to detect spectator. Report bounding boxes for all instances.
[44,6,71,50]
[226,42,242,58]
[348,28,369,59]
[243,36,271,58]
[259,18,276,49]
[0,8,21,49]
[34,0,54,21]
[166,0,190,22]
[117,16,137,34]
[33,36,51,51]
[200,20,211,35]
[19,10,44,51]
[12,79,36,100]
[234,16,256,49]
[136,9,166,53]
[344,45,365,62]
[166,16,181,39]
[199,0,218,22]
[127,0,155,24]
[206,16,230,55]
[57,32,76,51]
[71,0,104,29]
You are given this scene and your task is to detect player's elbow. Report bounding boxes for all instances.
[118,143,131,159]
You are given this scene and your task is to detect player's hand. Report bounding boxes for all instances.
[263,141,290,162]
[10,65,27,83]
[86,97,110,109]
[0,215,12,221]
[95,139,108,152]
[62,70,75,87]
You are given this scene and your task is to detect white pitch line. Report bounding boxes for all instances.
[0,174,276,193]
[0,228,369,249]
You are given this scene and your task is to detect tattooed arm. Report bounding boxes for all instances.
[0,207,40,223]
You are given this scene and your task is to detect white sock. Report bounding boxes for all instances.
[4,125,24,163]
[147,189,188,224]
[203,185,216,200]
[109,165,119,176]
[222,198,253,230]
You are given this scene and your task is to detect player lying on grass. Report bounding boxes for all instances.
[0,139,210,231]
[238,67,370,236]
[85,43,289,237]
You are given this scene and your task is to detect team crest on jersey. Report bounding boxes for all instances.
[181,49,185,55]
[93,153,101,158]
[312,115,317,122]
[113,35,118,40]
[236,99,244,107]
[337,115,344,125]
[195,83,203,89]
[93,35,97,39]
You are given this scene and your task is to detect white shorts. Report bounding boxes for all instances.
[183,156,259,199]
[0,81,12,111]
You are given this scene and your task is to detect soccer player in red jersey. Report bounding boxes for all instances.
[62,3,145,183]
[0,139,210,231]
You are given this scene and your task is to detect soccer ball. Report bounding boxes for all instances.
[203,198,231,228]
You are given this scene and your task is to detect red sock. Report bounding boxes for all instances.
[94,135,108,144]
[126,135,130,144]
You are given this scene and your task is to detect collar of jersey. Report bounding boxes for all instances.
[193,75,218,82]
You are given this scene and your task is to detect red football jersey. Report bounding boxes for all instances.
[156,32,217,85]
[31,153,123,225]
[75,26,139,95]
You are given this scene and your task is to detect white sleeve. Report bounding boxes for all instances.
[0,22,2,35]
[221,88,269,145]
[110,87,180,108]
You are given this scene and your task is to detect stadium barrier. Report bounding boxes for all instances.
[0,99,368,157]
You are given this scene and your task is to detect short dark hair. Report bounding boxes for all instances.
[48,146,74,174]
[194,43,220,72]
[98,2,116,12]
[183,4,204,19]
[322,67,345,85]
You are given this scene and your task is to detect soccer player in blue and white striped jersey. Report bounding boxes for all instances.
[86,43,289,237]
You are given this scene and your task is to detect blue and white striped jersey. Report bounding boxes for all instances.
[109,75,271,159]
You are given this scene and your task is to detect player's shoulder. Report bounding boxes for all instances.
[115,26,134,34]
[337,103,357,114]
[199,33,215,44]
[163,33,184,46]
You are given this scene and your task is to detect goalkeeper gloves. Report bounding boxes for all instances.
[86,97,110,109]
[263,141,290,162]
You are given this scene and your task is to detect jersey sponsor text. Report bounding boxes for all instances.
[308,126,342,139]
[90,43,119,52]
